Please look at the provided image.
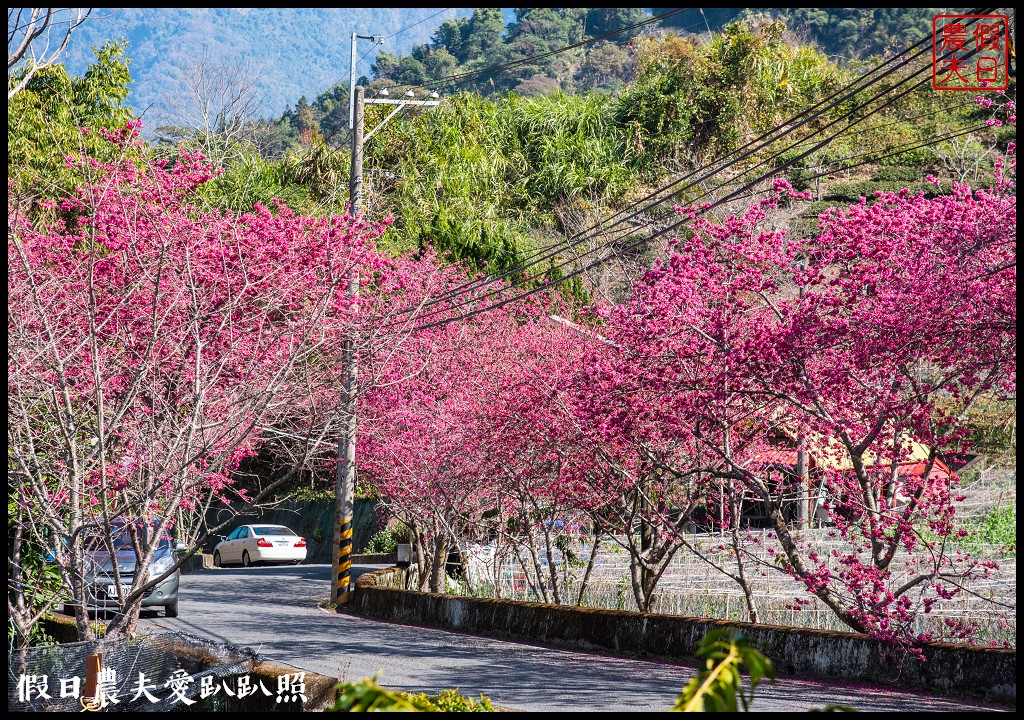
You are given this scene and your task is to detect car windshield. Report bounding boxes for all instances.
[84,529,171,551]
[253,526,296,536]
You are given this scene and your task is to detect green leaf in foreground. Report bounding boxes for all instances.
[671,630,775,712]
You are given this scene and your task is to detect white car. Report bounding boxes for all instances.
[212,524,307,567]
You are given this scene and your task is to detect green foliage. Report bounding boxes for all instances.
[367,90,635,276]
[957,397,1017,454]
[616,22,838,167]
[125,12,997,295]
[8,498,64,648]
[196,152,310,214]
[871,166,924,182]
[576,41,636,93]
[979,506,1015,554]
[977,506,1015,555]
[825,180,906,201]
[291,485,335,502]
[370,8,636,97]
[765,8,946,60]
[363,529,399,554]
[507,92,633,202]
[330,676,430,712]
[188,133,351,216]
[662,8,949,60]
[329,674,494,712]
[7,41,136,209]
[671,630,775,712]
[958,506,1016,558]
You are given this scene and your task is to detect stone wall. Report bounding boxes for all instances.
[353,567,1016,703]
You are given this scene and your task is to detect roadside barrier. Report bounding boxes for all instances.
[354,567,1015,703]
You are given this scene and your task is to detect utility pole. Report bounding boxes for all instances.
[332,34,439,607]
[331,84,363,607]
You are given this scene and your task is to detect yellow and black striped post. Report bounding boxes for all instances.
[332,295,358,606]
[332,500,354,605]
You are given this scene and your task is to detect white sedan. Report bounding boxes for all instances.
[212,524,307,567]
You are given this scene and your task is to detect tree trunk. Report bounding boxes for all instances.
[427,534,448,593]
[576,521,602,606]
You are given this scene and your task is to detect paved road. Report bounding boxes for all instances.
[138,564,1010,712]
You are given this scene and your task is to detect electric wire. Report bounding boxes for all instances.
[381,8,454,43]
[393,49,940,324]
[697,122,992,216]
[476,92,976,277]
[397,6,995,311]
[390,26,949,316]
[401,20,997,330]
[393,12,996,323]
[409,119,995,334]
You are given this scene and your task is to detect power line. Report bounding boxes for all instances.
[409,120,995,334]
[390,31,944,323]
[400,31,942,310]
[401,22,996,330]
[382,8,454,43]
[394,13,995,324]
[320,9,695,187]
[701,122,993,215]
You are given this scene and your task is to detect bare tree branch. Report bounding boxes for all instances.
[8,7,91,99]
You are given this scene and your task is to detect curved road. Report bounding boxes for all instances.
[138,564,1010,712]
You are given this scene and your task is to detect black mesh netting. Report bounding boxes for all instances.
[8,630,258,712]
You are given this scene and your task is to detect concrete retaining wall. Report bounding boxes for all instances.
[204,499,383,564]
[353,568,1015,703]
[351,552,398,565]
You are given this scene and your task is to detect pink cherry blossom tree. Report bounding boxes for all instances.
[360,314,503,592]
[470,312,597,604]
[8,122,388,639]
[599,169,1015,644]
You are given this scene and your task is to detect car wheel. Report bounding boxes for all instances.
[242,550,252,568]
[165,600,178,618]
[213,551,222,568]
[292,559,301,565]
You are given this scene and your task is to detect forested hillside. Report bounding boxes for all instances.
[171,14,1011,289]
[58,8,473,125]
[362,8,953,98]
[12,7,1014,281]
[660,8,953,59]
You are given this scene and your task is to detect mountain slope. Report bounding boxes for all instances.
[60,8,472,127]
